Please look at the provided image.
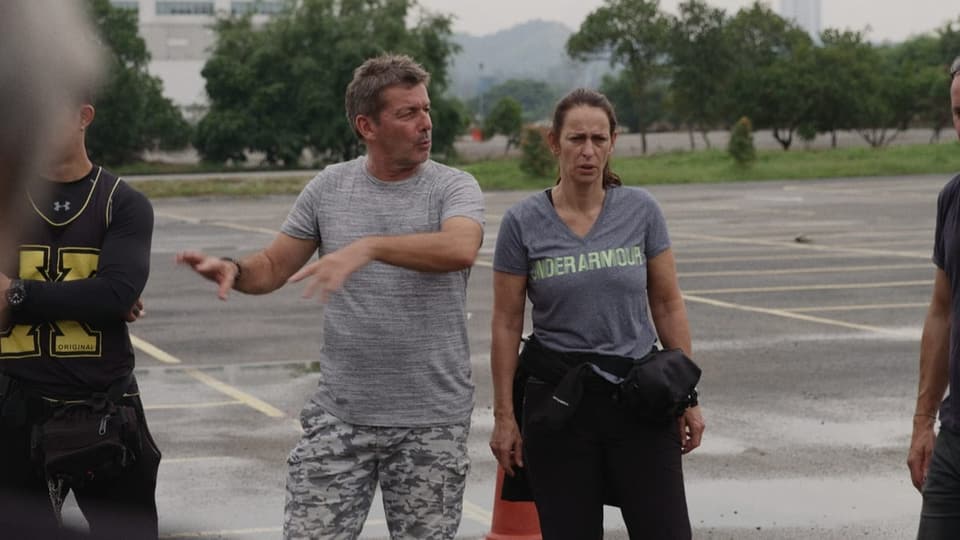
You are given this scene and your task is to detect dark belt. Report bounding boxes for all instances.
[518,335,649,391]
[518,335,651,428]
[0,373,136,425]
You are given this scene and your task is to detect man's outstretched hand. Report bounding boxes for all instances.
[176,251,238,300]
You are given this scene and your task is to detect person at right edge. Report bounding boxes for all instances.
[910,56,960,539]
[489,88,705,539]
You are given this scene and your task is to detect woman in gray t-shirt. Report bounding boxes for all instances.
[489,88,705,539]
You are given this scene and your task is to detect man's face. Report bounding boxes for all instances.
[952,76,960,141]
[366,83,432,169]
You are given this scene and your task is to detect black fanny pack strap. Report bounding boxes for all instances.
[105,372,134,404]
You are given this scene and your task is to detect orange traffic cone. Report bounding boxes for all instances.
[485,467,542,540]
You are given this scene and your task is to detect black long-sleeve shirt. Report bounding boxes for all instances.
[2,165,153,397]
[15,174,153,323]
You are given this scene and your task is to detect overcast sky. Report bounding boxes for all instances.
[414,0,959,43]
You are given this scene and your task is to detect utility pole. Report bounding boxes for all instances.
[477,62,485,122]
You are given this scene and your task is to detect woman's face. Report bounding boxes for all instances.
[552,105,616,187]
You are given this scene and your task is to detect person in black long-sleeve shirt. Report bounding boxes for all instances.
[0,96,160,539]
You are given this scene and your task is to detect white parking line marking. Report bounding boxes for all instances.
[162,456,231,464]
[782,302,929,313]
[131,335,181,364]
[683,294,899,334]
[463,499,494,524]
[677,253,854,264]
[679,263,930,278]
[145,400,242,411]
[673,231,930,259]
[685,280,931,295]
[131,335,285,419]
[161,527,282,538]
[185,368,286,419]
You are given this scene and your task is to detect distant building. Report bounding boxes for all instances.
[109,0,283,114]
[779,0,821,41]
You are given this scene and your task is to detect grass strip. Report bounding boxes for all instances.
[127,142,960,198]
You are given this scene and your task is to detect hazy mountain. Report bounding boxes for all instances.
[448,19,614,99]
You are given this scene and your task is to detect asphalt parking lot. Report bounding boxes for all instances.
[62,173,951,539]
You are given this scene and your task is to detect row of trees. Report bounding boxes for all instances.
[84,0,960,166]
[83,0,468,166]
[570,0,960,152]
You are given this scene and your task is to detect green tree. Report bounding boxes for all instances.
[918,65,953,142]
[728,116,755,166]
[598,69,667,136]
[853,43,936,148]
[196,0,463,165]
[668,0,731,149]
[429,95,471,162]
[483,97,524,154]
[469,79,560,122]
[937,17,960,63]
[883,36,953,143]
[83,0,191,165]
[568,0,672,154]
[519,128,555,178]
[808,30,874,148]
[724,2,814,150]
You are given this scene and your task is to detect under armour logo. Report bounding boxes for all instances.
[53,201,71,212]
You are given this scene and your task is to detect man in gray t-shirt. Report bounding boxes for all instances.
[177,55,483,540]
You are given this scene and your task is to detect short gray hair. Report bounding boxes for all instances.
[345,54,430,139]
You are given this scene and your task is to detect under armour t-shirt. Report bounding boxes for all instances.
[494,185,671,359]
[281,156,484,426]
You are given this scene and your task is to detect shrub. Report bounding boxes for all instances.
[728,116,756,167]
[519,127,555,178]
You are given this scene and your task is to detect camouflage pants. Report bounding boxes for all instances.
[283,399,470,540]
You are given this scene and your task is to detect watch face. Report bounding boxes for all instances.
[7,284,24,306]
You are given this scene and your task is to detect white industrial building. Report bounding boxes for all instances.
[779,0,822,41]
[109,0,282,111]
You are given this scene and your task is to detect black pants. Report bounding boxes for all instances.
[522,377,691,540]
[918,426,960,539]
[0,392,162,540]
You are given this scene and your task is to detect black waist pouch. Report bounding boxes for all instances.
[31,378,141,487]
[617,348,701,422]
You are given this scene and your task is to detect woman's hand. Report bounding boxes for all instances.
[490,415,524,476]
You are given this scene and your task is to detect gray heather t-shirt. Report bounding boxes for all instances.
[494,186,671,358]
[281,156,484,426]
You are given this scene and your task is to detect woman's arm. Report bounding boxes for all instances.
[489,270,528,475]
[648,247,704,454]
[647,248,691,356]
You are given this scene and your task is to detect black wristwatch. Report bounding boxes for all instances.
[5,279,26,310]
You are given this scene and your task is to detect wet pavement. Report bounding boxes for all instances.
[66,174,951,538]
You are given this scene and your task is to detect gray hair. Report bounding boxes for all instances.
[344,54,430,139]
